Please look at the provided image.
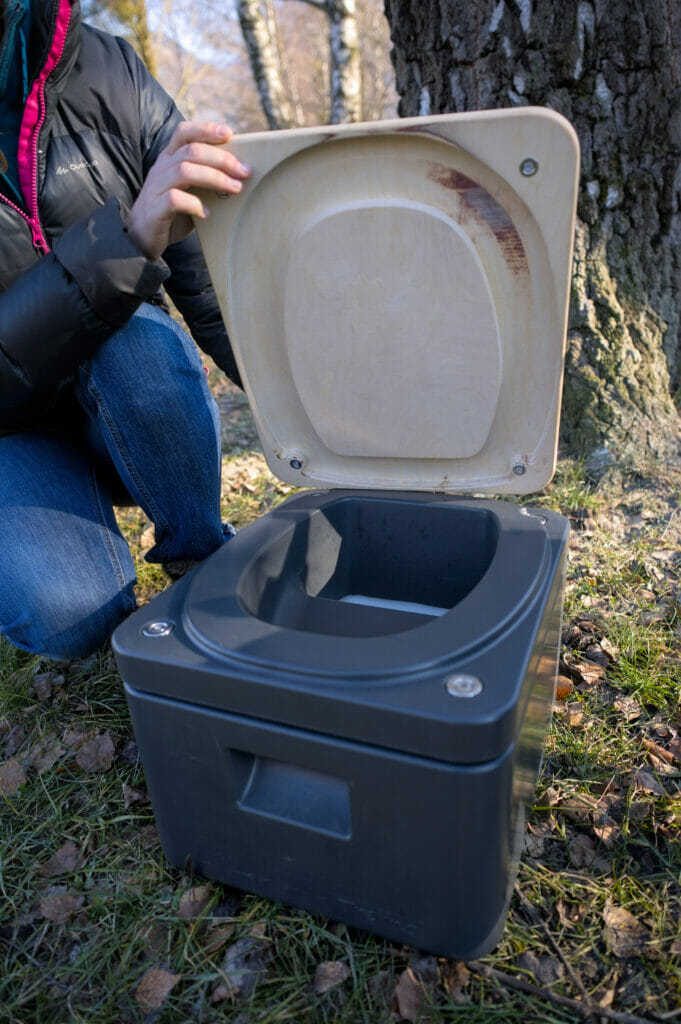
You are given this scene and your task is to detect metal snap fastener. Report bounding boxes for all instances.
[445,674,483,698]
[520,158,538,177]
[513,463,527,476]
[142,620,174,638]
[289,457,304,470]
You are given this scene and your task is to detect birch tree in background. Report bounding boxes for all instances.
[238,0,362,126]
[236,0,295,128]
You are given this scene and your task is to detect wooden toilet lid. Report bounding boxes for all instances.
[195,109,579,493]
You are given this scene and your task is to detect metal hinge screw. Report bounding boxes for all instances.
[445,674,484,698]
[142,620,175,638]
[520,158,538,177]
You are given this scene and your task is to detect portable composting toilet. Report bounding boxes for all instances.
[113,108,580,959]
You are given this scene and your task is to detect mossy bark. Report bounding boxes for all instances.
[383,0,681,467]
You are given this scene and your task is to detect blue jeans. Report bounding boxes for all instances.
[0,304,229,660]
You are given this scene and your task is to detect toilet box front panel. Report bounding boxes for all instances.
[125,685,519,960]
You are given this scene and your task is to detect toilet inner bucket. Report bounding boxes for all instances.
[237,497,499,638]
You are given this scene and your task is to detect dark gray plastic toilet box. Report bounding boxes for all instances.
[114,490,568,960]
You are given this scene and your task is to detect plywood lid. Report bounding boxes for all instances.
[195,108,579,493]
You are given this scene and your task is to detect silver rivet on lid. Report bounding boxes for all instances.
[142,620,175,638]
[520,158,538,177]
[513,463,527,476]
[289,458,304,470]
[445,674,483,698]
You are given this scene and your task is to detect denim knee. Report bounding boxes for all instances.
[2,579,136,662]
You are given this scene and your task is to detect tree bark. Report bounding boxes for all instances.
[236,0,295,129]
[383,0,681,468]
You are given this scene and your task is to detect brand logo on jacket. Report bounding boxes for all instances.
[56,159,99,175]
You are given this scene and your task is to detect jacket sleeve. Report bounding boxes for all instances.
[121,38,243,389]
[0,197,169,410]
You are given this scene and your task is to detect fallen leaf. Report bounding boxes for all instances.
[613,696,642,721]
[394,969,426,1022]
[178,885,212,920]
[440,961,470,1004]
[220,936,269,999]
[669,737,681,762]
[557,898,586,927]
[135,966,181,1009]
[517,951,564,986]
[671,937,681,956]
[573,661,606,687]
[635,769,666,797]
[603,902,650,958]
[32,672,61,701]
[210,983,231,1004]
[118,738,139,765]
[568,833,610,872]
[555,675,574,700]
[40,886,85,923]
[29,737,65,774]
[628,799,653,821]
[3,724,25,756]
[248,921,268,939]
[38,840,83,878]
[75,732,115,772]
[122,783,149,808]
[203,923,235,955]
[643,739,675,765]
[583,643,610,667]
[61,727,89,751]
[312,960,351,995]
[0,758,26,795]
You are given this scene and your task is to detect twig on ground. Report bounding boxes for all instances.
[513,881,594,1012]
[465,960,658,1024]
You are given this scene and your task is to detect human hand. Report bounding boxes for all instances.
[125,121,250,261]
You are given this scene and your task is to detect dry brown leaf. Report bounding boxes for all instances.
[643,738,675,764]
[0,758,26,795]
[29,737,65,774]
[203,923,235,955]
[32,672,61,701]
[670,937,681,956]
[135,966,181,1009]
[557,897,586,927]
[122,783,149,808]
[613,695,642,721]
[75,731,115,771]
[440,961,470,1004]
[517,951,564,986]
[603,902,650,958]
[669,736,681,761]
[312,960,351,995]
[635,769,666,797]
[38,840,83,878]
[210,983,232,1004]
[555,675,574,700]
[220,936,269,999]
[248,920,268,939]
[3,724,25,756]
[394,969,426,1022]
[178,885,212,920]
[40,886,85,923]
[573,661,606,687]
[593,823,618,848]
[628,799,653,821]
[61,726,89,751]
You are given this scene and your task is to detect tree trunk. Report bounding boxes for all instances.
[327,0,362,123]
[236,0,295,129]
[383,0,681,468]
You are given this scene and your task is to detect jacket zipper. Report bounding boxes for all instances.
[17,0,72,255]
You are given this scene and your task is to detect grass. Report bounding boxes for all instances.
[1,383,680,1022]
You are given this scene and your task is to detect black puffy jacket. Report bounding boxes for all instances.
[0,0,240,436]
